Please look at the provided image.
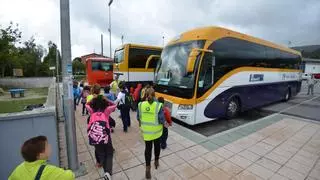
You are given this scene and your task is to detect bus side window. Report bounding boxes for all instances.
[198,53,214,97]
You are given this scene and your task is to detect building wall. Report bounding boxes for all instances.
[305,62,320,74]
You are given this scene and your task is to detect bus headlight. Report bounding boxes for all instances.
[178,104,193,110]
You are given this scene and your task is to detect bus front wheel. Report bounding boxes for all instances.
[226,97,240,119]
[283,88,291,102]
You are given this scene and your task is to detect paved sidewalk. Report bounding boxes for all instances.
[68,107,320,180]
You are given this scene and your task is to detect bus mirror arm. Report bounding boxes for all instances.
[145,55,161,69]
[187,48,213,73]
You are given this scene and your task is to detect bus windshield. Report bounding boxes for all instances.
[114,48,124,63]
[92,61,113,71]
[155,40,205,89]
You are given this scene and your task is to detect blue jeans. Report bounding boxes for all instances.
[120,107,130,131]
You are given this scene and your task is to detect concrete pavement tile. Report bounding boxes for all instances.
[233,137,257,149]
[166,137,176,145]
[200,141,220,151]
[77,144,88,153]
[76,172,101,180]
[150,159,169,176]
[176,148,199,161]
[119,157,141,170]
[78,151,92,162]
[232,170,263,180]
[305,176,318,180]
[210,137,231,146]
[244,132,266,142]
[223,143,245,153]
[189,173,211,180]
[262,136,283,147]
[238,149,261,162]
[189,145,209,156]
[159,147,173,157]
[113,162,122,174]
[278,166,306,180]
[264,151,289,165]
[124,164,146,180]
[271,147,295,159]
[129,145,145,156]
[173,162,199,179]
[171,134,185,141]
[277,143,299,155]
[213,147,234,159]
[155,169,182,180]
[256,158,281,172]
[112,171,128,180]
[167,143,185,152]
[269,173,290,180]
[161,153,185,168]
[247,142,274,156]
[202,166,231,180]
[115,149,135,162]
[309,166,320,180]
[286,158,312,175]
[228,155,253,169]
[178,139,196,148]
[291,153,317,168]
[217,160,243,176]
[189,157,213,172]
[201,152,225,165]
[247,163,274,179]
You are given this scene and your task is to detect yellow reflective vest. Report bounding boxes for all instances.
[138,101,163,141]
[9,160,75,180]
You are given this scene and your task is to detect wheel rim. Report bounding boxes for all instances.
[228,101,238,115]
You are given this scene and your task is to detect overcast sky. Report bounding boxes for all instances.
[0,0,319,59]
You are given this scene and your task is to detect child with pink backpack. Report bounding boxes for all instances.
[86,95,117,180]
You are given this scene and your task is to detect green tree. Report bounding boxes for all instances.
[0,22,22,77]
[72,57,85,75]
[42,41,62,76]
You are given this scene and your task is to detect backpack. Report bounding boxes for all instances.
[120,91,135,111]
[87,112,111,145]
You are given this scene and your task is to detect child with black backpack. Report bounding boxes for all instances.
[114,81,132,133]
[86,95,117,180]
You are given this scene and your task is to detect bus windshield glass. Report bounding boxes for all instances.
[155,40,205,89]
[92,61,113,71]
[114,48,124,63]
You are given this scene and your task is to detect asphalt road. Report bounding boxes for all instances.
[175,81,320,137]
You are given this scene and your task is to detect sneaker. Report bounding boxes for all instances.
[104,172,112,180]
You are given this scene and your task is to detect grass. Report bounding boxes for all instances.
[0,97,47,113]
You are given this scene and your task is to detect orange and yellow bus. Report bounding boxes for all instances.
[154,26,302,125]
[113,43,162,87]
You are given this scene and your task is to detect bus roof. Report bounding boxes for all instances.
[115,43,163,51]
[168,26,301,56]
[86,57,113,62]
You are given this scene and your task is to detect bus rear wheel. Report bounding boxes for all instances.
[226,97,240,119]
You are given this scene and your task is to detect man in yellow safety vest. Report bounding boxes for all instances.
[137,87,165,179]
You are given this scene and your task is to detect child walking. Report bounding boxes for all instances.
[158,97,172,149]
[104,85,116,132]
[80,86,90,116]
[86,95,117,180]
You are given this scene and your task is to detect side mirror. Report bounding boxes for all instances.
[186,49,200,73]
[145,55,160,69]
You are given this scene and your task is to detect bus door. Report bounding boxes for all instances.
[145,55,160,82]
[195,52,216,124]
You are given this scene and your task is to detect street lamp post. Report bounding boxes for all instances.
[108,0,113,58]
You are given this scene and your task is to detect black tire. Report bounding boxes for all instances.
[283,88,291,102]
[225,97,240,119]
